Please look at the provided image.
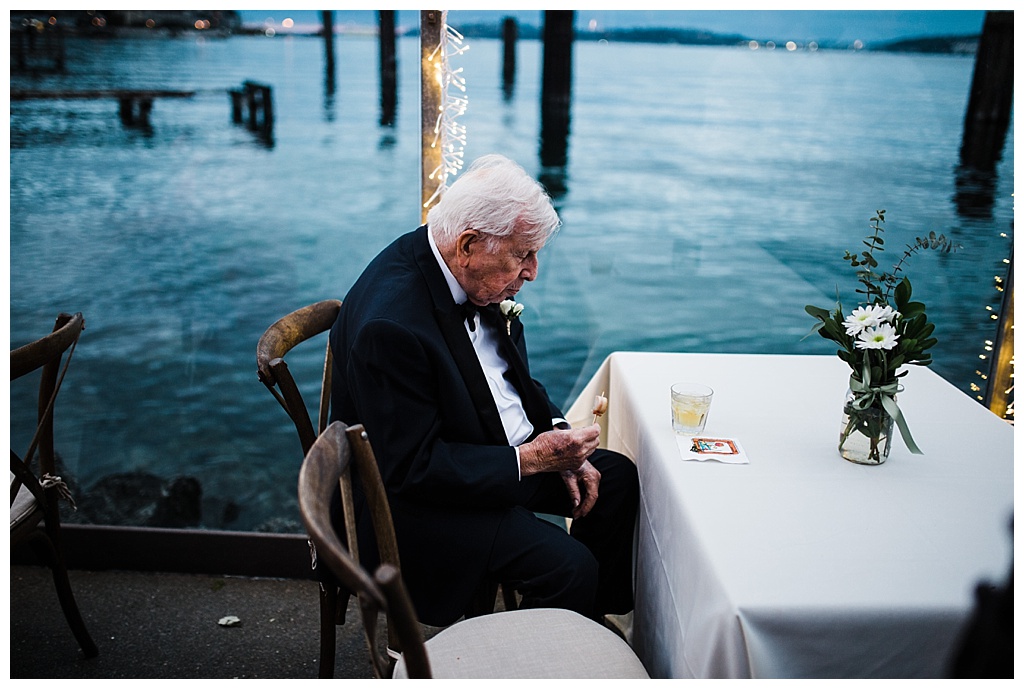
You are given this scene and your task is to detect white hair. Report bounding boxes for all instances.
[427,154,561,250]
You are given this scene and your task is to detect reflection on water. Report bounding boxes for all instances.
[9,35,1013,532]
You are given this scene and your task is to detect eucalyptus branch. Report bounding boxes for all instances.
[882,232,961,302]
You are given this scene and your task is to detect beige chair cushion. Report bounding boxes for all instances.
[10,472,39,529]
[393,607,649,679]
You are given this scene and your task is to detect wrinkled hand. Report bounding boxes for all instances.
[561,460,601,519]
[519,424,600,478]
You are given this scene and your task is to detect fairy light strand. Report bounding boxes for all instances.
[423,12,469,210]
[972,227,1013,422]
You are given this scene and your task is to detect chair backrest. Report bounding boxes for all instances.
[257,299,341,455]
[298,421,431,678]
[11,312,85,505]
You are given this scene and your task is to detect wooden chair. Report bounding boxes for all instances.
[298,421,650,679]
[259,298,512,674]
[10,311,98,659]
[256,299,342,457]
[256,298,344,678]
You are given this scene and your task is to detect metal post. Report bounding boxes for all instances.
[420,10,443,222]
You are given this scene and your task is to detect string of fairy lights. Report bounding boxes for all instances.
[970,227,1013,422]
[423,11,469,210]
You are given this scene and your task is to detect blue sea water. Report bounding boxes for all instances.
[9,33,1014,532]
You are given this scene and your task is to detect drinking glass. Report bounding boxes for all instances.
[671,382,714,436]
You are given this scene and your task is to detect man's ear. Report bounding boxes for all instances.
[455,229,480,266]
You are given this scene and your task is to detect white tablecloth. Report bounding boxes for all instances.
[565,352,1013,678]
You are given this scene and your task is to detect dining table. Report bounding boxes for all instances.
[564,352,1013,679]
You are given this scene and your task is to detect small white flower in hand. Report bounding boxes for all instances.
[591,391,608,424]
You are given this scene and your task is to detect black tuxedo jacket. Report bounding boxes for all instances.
[329,225,563,624]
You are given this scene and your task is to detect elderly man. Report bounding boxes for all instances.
[329,154,638,626]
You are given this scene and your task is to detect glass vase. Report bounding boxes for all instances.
[838,389,894,465]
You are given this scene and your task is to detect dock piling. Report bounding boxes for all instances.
[322,11,336,96]
[119,95,153,127]
[231,81,274,139]
[502,17,518,100]
[540,11,575,168]
[379,10,398,127]
[960,10,1013,171]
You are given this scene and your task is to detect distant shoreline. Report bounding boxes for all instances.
[55,24,982,56]
[11,10,979,56]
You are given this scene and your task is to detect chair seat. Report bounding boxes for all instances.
[392,607,650,679]
[10,472,40,530]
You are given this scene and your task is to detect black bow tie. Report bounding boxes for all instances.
[459,302,498,332]
[458,301,480,331]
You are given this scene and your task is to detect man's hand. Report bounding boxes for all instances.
[561,460,601,519]
[518,424,600,477]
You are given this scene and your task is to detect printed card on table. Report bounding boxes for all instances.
[676,436,750,464]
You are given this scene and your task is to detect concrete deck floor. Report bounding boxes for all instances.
[9,565,634,679]
[9,565,384,679]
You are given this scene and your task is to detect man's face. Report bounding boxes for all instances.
[458,230,542,306]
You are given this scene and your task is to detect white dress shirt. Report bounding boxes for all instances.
[427,231,534,476]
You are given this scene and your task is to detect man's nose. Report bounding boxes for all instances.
[521,254,538,281]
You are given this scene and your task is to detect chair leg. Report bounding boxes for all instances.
[318,584,337,678]
[464,578,499,618]
[33,531,99,658]
[500,583,519,612]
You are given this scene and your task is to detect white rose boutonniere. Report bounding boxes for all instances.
[499,299,524,335]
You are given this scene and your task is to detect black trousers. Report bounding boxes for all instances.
[487,449,639,620]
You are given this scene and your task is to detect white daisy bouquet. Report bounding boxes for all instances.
[805,210,960,455]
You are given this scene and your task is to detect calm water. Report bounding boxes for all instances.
[9,34,1014,532]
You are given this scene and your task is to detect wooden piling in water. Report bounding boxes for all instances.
[502,17,518,100]
[322,10,336,94]
[960,10,1013,171]
[540,10,574,168]
[11,22,65,73]
[379,10,398,127]
[420,10,443,222]
[230,81,274,139]
[119,95,153,127]
[230,89,244,123]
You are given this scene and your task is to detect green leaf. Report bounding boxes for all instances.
[822,319,845,340]
[894,277,911,307]
[805,305,831,320]
[902,301,926,317]
[800,321,825,341]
